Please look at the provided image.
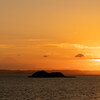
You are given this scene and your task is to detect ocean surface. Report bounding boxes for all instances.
[0,74,100,100]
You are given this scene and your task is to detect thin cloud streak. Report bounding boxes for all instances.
[25,38,47,42]
[47,43,100,49]
[1,42,100,50]
[0,44,14,48]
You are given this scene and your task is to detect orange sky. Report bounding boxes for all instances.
[1,0,100,70]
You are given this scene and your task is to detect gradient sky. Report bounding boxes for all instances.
[1,0,100,70]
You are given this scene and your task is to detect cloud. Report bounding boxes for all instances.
[0,43,42,49]
[75,54,84,58]
[0,44,14,48]
[46,43,73,48]
[1,41,100,50]
[47,43,100,49]
[72,44,100,49]
[25,38,46,42]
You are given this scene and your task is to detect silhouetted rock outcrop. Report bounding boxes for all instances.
[28,70,76,78]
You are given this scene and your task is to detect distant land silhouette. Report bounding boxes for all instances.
[0,70,100,75]
[28,70,76,78]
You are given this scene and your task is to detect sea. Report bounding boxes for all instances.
[0,74,100,100]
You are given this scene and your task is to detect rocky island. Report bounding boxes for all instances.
[28,70,76,78]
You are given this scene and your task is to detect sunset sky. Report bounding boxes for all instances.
[1,0,100,70]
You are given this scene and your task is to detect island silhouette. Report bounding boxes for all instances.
[28,70,76,78]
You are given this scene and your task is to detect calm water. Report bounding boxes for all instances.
[0,74,100,100]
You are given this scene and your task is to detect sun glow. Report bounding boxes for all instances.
[91,59,100,62]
